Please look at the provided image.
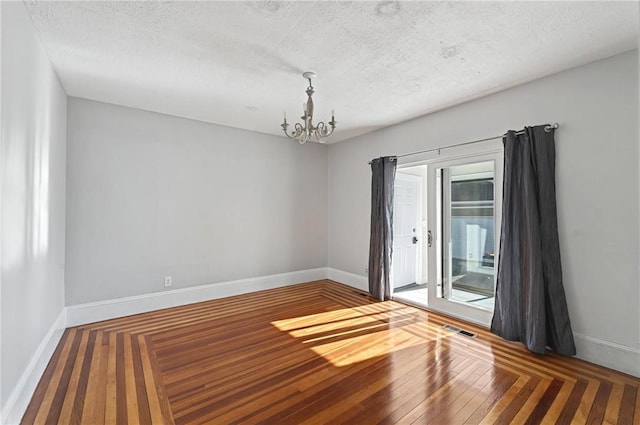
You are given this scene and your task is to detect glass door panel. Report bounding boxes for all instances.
[441,162,495,310]
[427,153,502,326]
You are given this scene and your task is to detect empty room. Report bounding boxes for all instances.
[1,1,639,424]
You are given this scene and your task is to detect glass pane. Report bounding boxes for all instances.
[440,161,495,310]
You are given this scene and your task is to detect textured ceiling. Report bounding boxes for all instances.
[25,1,639,143]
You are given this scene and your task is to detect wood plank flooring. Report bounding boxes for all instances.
[22,280,640,424]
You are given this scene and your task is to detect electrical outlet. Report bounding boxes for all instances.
[365,267,369,275]
[164,276,172,287]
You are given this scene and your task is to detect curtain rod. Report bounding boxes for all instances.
[368,123,559,164]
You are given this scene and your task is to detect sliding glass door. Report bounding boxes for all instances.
[427,153,502,325]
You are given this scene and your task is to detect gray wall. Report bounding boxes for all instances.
[328,51,639,368]
[65,98,328,305]
[1,1,67,412]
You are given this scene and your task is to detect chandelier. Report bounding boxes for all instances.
[281,72,336,144]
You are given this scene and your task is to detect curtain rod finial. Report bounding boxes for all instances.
[544,123,559,132]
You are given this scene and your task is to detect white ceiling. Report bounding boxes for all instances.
[25,1,639,143]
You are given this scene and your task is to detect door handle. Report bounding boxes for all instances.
[427,230,433,247]
[412,236,418,244]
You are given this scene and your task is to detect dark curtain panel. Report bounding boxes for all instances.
[491,125,575,355]
[368,157,397,301]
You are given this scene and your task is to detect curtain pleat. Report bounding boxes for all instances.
[491,125,576,356]
[368,157,397,301]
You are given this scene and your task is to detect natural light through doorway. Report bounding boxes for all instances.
[270,304,450,367]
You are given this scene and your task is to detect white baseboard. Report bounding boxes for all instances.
[66,268,328,327]
[1,309,67,425]
[327,267,368,292]
[574,333,640,378]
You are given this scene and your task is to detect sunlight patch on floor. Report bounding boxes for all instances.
[271,304,457,367]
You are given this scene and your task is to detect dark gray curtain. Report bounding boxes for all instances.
[368,157,397,301]
[491,125,576,355]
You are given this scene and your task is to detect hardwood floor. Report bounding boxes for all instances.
[22,280,640,424]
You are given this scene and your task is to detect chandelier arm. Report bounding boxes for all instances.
[316,122,335,138]
[299,130,309,144]
[281,125,294,139]
[292,123,305,140]
[282,122,305,141]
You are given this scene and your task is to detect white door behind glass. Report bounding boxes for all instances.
[392,173,421,289]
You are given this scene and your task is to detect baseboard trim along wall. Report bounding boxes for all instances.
[66,268,328,327]
[327,267,368,292]
[328,267,639,378]
[1,309,67,425]
[573,333,640,378]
